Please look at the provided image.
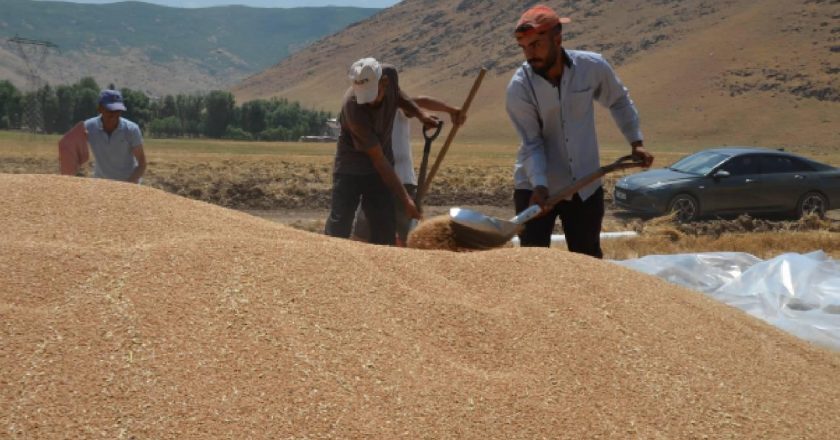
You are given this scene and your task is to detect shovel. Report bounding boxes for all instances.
[414,120,443,211]
[414,67,487,206]
[404,121,443,237]
[448,155,646,249]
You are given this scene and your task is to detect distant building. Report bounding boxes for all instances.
[299,118,339,142]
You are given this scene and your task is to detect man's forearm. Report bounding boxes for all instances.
[516,139,549,189]
[129,146,147,183]
[608,95,642,144]
[413,96,456,114]
[128,163,146,183]
[397,90,425,119]
[373,158,412,206]
[365,144,413,207]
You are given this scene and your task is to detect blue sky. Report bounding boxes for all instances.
[50,0,401,7]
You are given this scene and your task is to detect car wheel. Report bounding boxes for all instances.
[797,191,827,218]
[668,194,699,222]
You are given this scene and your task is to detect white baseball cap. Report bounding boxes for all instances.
[348,57,382,104]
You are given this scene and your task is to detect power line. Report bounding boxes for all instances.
[9,35,59,49]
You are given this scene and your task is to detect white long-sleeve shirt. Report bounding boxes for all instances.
[506,49,642,201]
[391,109,417,185]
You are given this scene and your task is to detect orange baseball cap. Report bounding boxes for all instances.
[514,5,571,36]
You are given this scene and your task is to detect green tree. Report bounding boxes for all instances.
[72,87,99,123]
[34,85,59,133]
[121,88,152,129]
[0,80,22,129]
[255,97,332,141]
[266,98,302,134]
[54,84,77,133]
[159,95,177,119]
[203,90,235,138]
[260,127,290,141]
[176,94,203,137]
[77,77,99,92]
[240,99,268,137]
[148,116,183,138]
[65,77,100,125]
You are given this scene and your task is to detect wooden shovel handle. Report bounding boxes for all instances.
[415,67,487,204]
[544,155,645,207]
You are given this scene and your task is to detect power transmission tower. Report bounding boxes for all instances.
[8,35,59,133]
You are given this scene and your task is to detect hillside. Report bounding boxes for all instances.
[233,0,840,149]
[0,0,378,95]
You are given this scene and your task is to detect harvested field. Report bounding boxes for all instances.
[2,173,840,439]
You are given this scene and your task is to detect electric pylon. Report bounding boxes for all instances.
[8,35,59,133]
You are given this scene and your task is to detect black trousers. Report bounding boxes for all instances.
[513,186,605,258]
[325,173,396,245]
[353,183,416,244]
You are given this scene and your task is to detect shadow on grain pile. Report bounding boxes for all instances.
[2,174,840,439]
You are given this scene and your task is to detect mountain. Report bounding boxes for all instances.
[232,0,840,149]
[0,0,379,95]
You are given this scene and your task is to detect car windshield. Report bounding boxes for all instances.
[669,151,731,175]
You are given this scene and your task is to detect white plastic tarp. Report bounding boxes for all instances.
[614,251,840,351]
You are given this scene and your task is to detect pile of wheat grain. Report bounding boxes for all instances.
[2,174,839,439]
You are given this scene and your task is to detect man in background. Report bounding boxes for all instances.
[59,89,146,183]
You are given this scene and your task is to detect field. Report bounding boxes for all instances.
[2,129,839,259]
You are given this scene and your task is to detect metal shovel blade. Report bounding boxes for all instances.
[447,155,646,250]
[448,207,524,249]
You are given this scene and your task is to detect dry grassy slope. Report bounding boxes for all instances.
[0,47,28,86]
[0,46,237,96]
[0,44,234,96]
[3,173,840,438]
[233,0,840,149]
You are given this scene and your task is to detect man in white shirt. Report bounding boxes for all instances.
[506,5,653,257]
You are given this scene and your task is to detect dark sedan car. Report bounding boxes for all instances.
[613,147,840,222]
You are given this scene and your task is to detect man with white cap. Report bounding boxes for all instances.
[352,96,466,246]
[506,5,654,257]
[325,57,439,245]
[58,89,146,183]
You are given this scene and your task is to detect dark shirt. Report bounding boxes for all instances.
[334,65,399,175]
